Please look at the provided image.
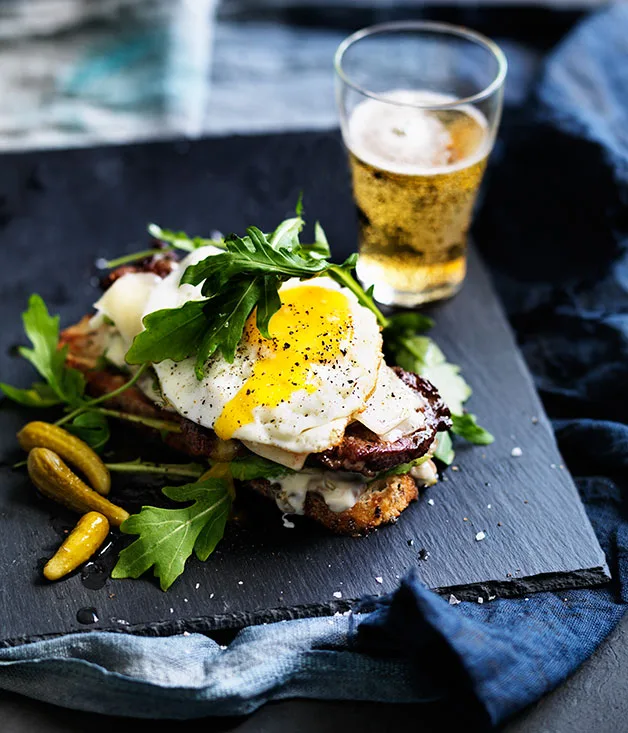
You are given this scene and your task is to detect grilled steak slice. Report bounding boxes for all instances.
[310,368,451,476]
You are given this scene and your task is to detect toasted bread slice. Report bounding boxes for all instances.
[249,473,419,535]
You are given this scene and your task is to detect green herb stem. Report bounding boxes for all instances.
[326,264,390,329]
[102,247,177,269]
[105,460,204,478]
[56,363,149,427]
[94,407,182,433]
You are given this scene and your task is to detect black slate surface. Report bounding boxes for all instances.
[0,131,609,646]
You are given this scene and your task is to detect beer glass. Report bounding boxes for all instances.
[335,21,507,306]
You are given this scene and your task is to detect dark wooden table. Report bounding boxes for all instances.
[2,612,626,733]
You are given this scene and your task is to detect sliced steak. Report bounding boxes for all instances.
[309,368,451,476]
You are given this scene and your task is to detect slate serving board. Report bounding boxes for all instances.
[0,131,609,646]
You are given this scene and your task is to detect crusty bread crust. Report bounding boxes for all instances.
[60,317,424,534]
[250,473,419,535]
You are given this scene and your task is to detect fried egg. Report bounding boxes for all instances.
[143,248,382,456]
[94,246,431,468]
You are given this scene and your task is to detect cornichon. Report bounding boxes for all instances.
[18,421,111,496]
[44,511,110,581]
[27,447,129,527]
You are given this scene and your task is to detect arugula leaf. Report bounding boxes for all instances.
[66,411,110,452]
[21,294,85,406]
[419,343,472,417]
[2,295,86,408]
[126,299,208,365]
[148,223,223,252]
[295,191,304,217]
[102,229,225,269]
[385,311,434,336]
[376,455,429,480]
[268,216,304,251]
[194,278,264,376]
[0,381,61,408]
[300,221,331,260]
[229,454,294,481]
[112,478,231,591]
[384,315,493,458]
[181,227,327,293]
[256,275,282,339]
[434,431,455,465]
[386,332,471,415]
[451,413,495,445]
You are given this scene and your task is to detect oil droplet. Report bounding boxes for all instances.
[77,607,99,625]
[80,538,120,590]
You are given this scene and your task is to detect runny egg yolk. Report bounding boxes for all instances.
[213,285,353,440]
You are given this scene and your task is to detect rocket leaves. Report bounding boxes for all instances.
[125,299,208,366]
[193,277,265,377]
[125,207,380,378]
[0,295,86,408]
[112,477,232,591]
[180,226,327,293]
[383,311,494,462]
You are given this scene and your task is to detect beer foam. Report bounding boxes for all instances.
[347,89,489,176]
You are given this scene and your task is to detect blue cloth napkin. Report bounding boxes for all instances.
[1,5,627,726]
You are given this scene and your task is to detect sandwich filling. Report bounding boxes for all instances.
[89,247,449,515]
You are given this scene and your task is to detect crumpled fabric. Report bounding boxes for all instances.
[1,5,626,726]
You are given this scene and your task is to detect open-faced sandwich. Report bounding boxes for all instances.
[2,208,492,589]
[61,229,451,536]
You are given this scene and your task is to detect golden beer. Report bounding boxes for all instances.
[347,90,490,305]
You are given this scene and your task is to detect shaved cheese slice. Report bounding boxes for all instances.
[241,440,309,471]
[357,365,426,441]
[93,272,160,345]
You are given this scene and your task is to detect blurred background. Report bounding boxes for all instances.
[0,0,609,152]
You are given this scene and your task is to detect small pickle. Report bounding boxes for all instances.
[44,512,110,581]
[18,421,111,496]
[27,448,129,527]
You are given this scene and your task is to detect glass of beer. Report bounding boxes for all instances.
[335,21,507,306]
